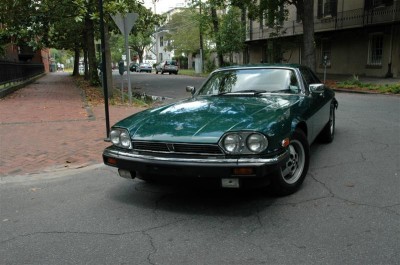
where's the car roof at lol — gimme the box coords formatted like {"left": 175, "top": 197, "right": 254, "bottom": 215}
{"left": 216, "top": 63, "right": 304, "bottom": 71}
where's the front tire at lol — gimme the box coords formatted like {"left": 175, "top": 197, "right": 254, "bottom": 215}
{"left": 271, "top": 129, "right": 310, "bottom": 196}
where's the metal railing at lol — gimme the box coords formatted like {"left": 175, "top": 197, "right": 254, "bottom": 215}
{"left": 0, "top": 61, "right": 44, "bottom": 86}
{"left": 247, "top": 4, "right": 400, "bottom": 41}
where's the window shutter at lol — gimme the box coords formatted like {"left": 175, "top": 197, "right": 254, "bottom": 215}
{"left": 330, "top": 0, "right": 337, "bottom": 16}
{"left": 317, "top": 0, "right": 323, "bottom": 18}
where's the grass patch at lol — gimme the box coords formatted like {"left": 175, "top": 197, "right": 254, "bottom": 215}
{"left": 331, "top": 75, "right": 400, "bottom": 94}
{"left": 179, "top": 69, "right": 209, "bottom": 78}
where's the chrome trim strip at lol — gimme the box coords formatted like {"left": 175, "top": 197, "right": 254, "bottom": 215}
{"left": 104, "top": 147, "right": 288, "bottom": 165}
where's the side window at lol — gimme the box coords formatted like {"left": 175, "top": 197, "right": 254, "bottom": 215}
{"left": 288, "top": 70, "right": 300, "bottom": 93}
{"left": 299, "top": 67, "right": 320, "bottom": 87}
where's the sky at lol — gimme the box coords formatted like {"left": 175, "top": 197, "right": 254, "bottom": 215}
{"left": 142, "top": 0, "right": 191, "bottom": 14}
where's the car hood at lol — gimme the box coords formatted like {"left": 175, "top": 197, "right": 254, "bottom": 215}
{"left": 114, "top": 95, "right": 302, "bottom": 143}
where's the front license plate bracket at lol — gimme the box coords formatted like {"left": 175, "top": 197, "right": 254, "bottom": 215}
{"left": 221, "top": 178, "right": 240, "bottom": 188}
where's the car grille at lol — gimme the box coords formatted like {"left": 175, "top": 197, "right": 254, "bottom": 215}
{"left": 132, "top": 141, "right": 224, "bottom": 155}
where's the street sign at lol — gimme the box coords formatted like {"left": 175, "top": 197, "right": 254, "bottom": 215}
{"left": 111, "top": 13, "right": 138, "bottom": 35}
{"left": 111, "top": 13, "right": 139, "bottom": 104}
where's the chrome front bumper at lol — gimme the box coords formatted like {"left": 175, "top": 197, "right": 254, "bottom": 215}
{"left": 103, "top": 146, "right": 289, "bottom": 179}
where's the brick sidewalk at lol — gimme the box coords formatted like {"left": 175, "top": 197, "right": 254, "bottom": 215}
{"left": 0, "top": 72, "right": 143, "bottom": 177}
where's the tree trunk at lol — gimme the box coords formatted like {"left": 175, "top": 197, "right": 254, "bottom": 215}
{"left": 211, "top": 7, "right": 224, "bottom": 66}
{"left": 72, "top": 43, "right": 80, "bottom": 76}
{"left": 86, "top": 0, "right": 100, "bottom": 86}
{"left": 301, "top": 0, "right": 316, "bottom": 71}
{"left": 138, "top": 49, "right": 144, "bottom": 63}
{"left": 83, "top": 45, "right": 88, "bottom": 80}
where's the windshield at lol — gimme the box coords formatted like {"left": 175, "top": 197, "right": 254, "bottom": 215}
{"left": 197, "top": 68, "right": 300, "bottom": 96}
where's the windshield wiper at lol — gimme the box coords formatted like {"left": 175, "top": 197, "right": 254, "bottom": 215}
{"left": 217, "top": 89, "right": 267, "bottom": 96}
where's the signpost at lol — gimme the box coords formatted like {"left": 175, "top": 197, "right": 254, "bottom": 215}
{"left": 111, "top": 13, "right": 138, "bottom": 105}
{"left": 98, "top": 0, "right": 110, "bottom": 140}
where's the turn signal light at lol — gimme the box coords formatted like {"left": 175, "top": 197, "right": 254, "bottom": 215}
{"left": 281, "top": 138, "right": 290, "bottom": 147}
{"left": 106, "top": 157, "right": 117, "bottom": 166}
{"left": 233, "top": 167, "right": 254, "bottom": 175}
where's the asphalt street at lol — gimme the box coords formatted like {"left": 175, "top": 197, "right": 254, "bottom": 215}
{"left": 1, "top": 91, "right": 399, "bottom": 265}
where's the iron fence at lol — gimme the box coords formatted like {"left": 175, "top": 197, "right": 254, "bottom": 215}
{"left": 0, "top": 61, "right": 44, "bottom": 86}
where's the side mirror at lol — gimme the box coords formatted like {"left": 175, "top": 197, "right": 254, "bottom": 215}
{"left": 186, "top": 86, "right": 196, "bottom": 95}
{"left": 309, "top": 84, "right": 325, "bottom": 94}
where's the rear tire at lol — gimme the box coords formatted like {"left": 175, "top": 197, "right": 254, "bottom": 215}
{"left": 271, "top": 129, "right": 310, "bottom": 196}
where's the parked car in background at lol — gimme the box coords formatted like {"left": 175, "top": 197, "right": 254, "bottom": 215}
{"left": 129, "top": 63, "right": 139, "bottom": 72}
{"left": 103, "top": 64, "right": 338, "bottom": 196}
{"left": 136, "top": 63, "right": 152, "bottom": 73}
{"left": 155, "top": 60, "right": 178, "bottom": 75}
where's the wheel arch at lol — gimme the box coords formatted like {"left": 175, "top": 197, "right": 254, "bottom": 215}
{"left": 292, "top": 120, "right": 308, "bottom": 137}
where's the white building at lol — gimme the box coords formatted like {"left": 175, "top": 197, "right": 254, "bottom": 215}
{"left": 143, "top": 0, "right": 191, "bottom": 14}
{"left": 150, "top": 7, "right": 188, "bottom": 64}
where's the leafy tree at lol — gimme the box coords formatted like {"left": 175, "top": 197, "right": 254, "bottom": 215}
{"left": 165, "top": 8, "right": 201, "bottom": 57}
{"left": 218, "top": 7, "right": 245, "bottom": 63}
{"left": 0, "top": 0, "right": 48, "bottom": 50}
{"left": 205, "top": 0, "right": 226, "bottom": 66}
{"left": 129, "top": 6, "right": 164, "bottom": 63}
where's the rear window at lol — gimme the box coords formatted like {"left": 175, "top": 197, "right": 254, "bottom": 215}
{"left": 166, "top": 60, "right": 177, "bottom": 66}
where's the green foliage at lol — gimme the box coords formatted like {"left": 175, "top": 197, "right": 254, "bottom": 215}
{"left": 386, "top": 84, "right": 400, "bottom": 94}
{"left": 217, "top": 7, "right": 245, "bottom": 59}
{"left": 205, "top": 59, "right": 217, "bottom": 73}
{"left": 336, "top": 76, "right": 400, "bottom": 94}
{"left": 165, "top": 7, "right": 201, "bottom": 56}
{"left": 246, "top": 0, "right": 288, "bottom": 25}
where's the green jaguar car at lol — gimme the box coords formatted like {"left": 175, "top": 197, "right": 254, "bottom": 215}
{"left": 103, "top": 64, "right": 338, "bottom": 195}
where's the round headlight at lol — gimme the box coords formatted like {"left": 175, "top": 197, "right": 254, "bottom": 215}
{"left": 110, "top": 130, "right": 121, "bottom": 145}
{"left": 246, "top": 133, "right": 268, "bottom": 153}
{"left": 120, "top": 131, "right": 131, "bottom": 148}
{"left": 223, "top": 134, "right": 242, "bottom": 153}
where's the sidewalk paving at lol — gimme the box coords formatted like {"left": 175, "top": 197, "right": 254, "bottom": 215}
{"left": 0, "top": 72, "right": 144, "bottom": 177}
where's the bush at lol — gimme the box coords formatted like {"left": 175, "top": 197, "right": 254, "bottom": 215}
{"left": 205, "top": 60, "right": 217, "bottom": 73}
{"left": 336, "top": 75, "right": 400, "bottom": 94}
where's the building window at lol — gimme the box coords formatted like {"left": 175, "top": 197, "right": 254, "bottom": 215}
{"left": 317, "top": 0, "right": 337, "bottom": 18}
{"left": 160, "top": 36, "right": 163, "bottom": 47}
{"left": 296, "top": 7, "right": 302, "bottom": 22}
{"left": 368, "top": 34, "right": 383, "bottom": 66}
{"left": 321, "top": 39, "right": 331, "bottom": 66}
{"left": 262, "top": 4, "right": 285, "bottom": 27}
{"left": 159, "top": 53, "right": 163, "bottom": 62}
